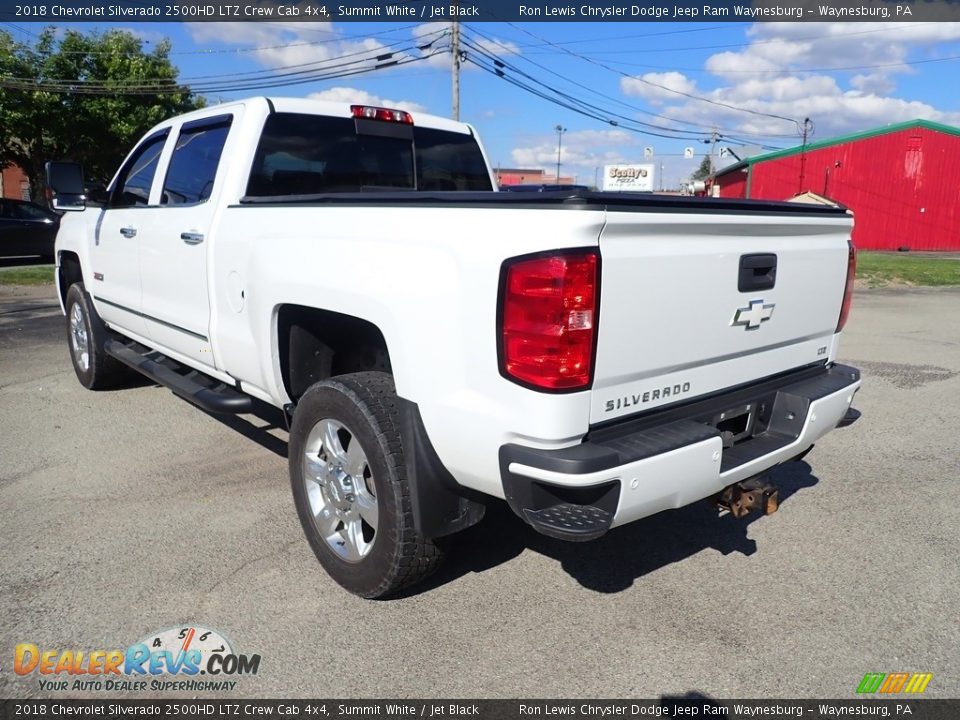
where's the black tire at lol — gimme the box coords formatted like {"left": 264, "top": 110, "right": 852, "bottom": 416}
{"left": 64, "top": 282, "right": 128, "bottom": 390}
{"left": 289, "top": 371, "right": 444, "bottom": 598}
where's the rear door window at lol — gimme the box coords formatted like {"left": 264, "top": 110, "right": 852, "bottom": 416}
{"left": 161, "top": 117, "right": 232, "bottom": 205}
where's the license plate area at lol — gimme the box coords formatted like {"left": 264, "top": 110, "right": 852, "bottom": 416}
{"left": 709, "top": 403, "right": 756, "bottom": 448}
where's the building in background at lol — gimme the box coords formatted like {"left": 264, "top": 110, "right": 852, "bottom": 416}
{"left": 713, "top": 119, "right": 960, "bottom": 251}
{"left": 496, "top": 168, "right": 576, "bottom": 188}
{"left": 1, "top": 165, "right": 31, "bottom": 200}
{"left": 602, "top": 163, "right": 655, "bottom": 192}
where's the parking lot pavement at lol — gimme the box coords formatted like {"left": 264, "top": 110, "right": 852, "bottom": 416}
{"left": 1, "top": 285, "right": 958, "bottom": 699}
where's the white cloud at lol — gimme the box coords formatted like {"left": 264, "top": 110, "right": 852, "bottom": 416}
{"left": 850, "top": 73, "right": 896, "bottom": 95}
{"left": 618, "top": 22, "right": 960, "bottom": 142}
{"left": 507, "top": 129, "right": 701, "bottom": 188}
{"left": 620, "top": 71, "right": 698, "bottom": 105}
{"left": 186, "top": 23, "right": 448, "bottom": 78}
{"left": 511, "top": 129, "right": 634, "bottom": 168}
{"left": 306, "top": 88, "right": 427, "bottom": 114}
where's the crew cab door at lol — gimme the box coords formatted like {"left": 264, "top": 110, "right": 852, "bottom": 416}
{"left": 92, "top": 129, "right": 169, "bottom": 338}
{"left": 138, "top": 114, "right": 234, "bottom": 368}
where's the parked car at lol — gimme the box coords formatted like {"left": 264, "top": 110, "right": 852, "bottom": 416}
{"left": 0, "top": 198, "right": 59, "bottom": 260}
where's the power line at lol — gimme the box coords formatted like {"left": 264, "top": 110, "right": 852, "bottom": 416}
{"left": 1, "top": 22, "right": 40, "bottom": 39}
{"left": 464, "top": 26, "right": 709, "bottom": 132}
{"left": 0, "top": 30, "right": 447, "bottom": 93}
{"left": 464, "top": 24, "right": 797, "bottom": 142}
{"left": 462, "top": 45, "right": 716, "bottom": 143}
{"left": 502, "top": 22, "right": 804, "bottom": 133}
{"left": 597, "top": 53, "right": 960, "bottom": 74}
{"left": 521, "top": 23, "right": 940, "bottom": 56}
{"left": 0, "top": 50, "right": 440, "bottom": 95}
{"left": 178, "top": 32, "right": 444, "bottom": 82}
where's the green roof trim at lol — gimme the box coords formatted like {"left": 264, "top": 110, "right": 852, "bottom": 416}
{"left": 715, "top": 119, "right": 960, "bottom": 177}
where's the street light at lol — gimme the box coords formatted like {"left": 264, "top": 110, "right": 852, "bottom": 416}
{"left": 555, "top": 125, "right": 567, "bottom": 183}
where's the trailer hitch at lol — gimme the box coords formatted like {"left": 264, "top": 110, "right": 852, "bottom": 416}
{"left": 714, "top": 477, "right": 779, "bottom": 518}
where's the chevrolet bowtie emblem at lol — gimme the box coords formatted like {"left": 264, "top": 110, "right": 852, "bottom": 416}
{"left": 733, "top": 299, "right": 775, "bottom": 330}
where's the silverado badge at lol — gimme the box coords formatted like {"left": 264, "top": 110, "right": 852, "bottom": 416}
{"left": 732, "top": 299, "right": 775, "bottom": 330}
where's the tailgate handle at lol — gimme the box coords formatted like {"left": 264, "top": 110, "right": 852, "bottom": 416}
{"left": 739, "top": 253, "right": 777, "bottom": 292}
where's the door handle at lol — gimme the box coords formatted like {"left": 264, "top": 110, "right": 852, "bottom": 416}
{"left": 738, "top": 253, "right": 777, "bottom": 292}
{"left": 181, "top": 232, "right": 204, "bottom": 245}
{"left": 119, "top": 226, "right": 137, "bottom": 238}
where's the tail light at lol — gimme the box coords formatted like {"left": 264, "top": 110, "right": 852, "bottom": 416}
{"left": 351, "top": 105, "right": 413, "bottom": 124}
{"left": 836, "top": 240, "right": 856, "bottom": 332}
{"left": 499, "top": 250, "right": 599, "bottom": 391}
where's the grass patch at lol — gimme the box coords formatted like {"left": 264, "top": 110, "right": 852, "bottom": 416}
{"left": 5, "top": 253, "right": 957, "bottom": 289}
{"left": 0, "top": 265, "right": 56, "bottom": 286}
{"left": 856, "top": 252, "right": 960, "bottom": 288}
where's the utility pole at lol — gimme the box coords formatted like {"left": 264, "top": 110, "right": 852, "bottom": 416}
{"left": 798, "top": 117, "right": 813, "bottom": 194}
{"left": 708, "top": 127, "right": 719, "bottom": 176}
{"left": 451, "top": 21, "right": 461, "bottom": 121}
{"left": 555, "top": 125, "right": 566, "bottom": 182}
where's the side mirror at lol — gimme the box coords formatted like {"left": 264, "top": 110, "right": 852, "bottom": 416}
{"left": 45, "top": 161, "right": 87, "bottom": 211}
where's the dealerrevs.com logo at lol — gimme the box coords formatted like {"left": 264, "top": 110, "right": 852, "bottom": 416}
{"left": 14, "top": 626, "right": 261, "bottom": 693}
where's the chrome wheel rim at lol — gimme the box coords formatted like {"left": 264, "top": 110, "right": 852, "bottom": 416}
{"left": 303, "top": 418, "right": 378, "bottom": 563}
{"left": 69, "top": 302, "right": 90, "bottom": 372}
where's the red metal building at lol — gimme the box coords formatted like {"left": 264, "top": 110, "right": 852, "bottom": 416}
{"left": 495, "top": 168, "right": 577, "bottom": 187}
{"left": 713, "top": 119, "right": 960, "bottom": 251}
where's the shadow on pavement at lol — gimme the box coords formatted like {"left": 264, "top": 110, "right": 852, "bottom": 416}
{"left": 404, "top": 460, "right": 820, "bottom": 597}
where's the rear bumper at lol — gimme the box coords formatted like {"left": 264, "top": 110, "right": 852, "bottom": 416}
{"left": 499, "top": 363, "right": 861, "bottom": 541}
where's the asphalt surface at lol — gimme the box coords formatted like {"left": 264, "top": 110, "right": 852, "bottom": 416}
{"left": 1, "top": 283, "right": 958, "bottom": 700}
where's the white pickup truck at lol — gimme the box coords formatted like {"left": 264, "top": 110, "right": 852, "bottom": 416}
{"left": 47, "top": 97, "right": 861, "bottom": 598}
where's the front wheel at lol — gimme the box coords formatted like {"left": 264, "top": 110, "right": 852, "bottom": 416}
{"left": 289, "top": 372, "right": 444, "bottom": 598}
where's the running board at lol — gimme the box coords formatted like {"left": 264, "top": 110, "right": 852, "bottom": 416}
{"left": 104, "top": 339, "right": 252, "bottom": 415}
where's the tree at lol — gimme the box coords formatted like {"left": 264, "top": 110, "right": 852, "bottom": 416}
{"left": 0, "top": 28, "right": 204, "bottom": 199}
{"left": 690, "top": 155, "right": 712, "bottom": 182}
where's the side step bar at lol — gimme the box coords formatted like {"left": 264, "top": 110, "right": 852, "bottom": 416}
{"left": 104, "top": 339, "right": 252, "bottom": 415}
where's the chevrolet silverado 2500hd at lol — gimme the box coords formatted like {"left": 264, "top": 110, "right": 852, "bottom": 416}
{"left": 46, "top": 98, "right": 861, "bottom": 598}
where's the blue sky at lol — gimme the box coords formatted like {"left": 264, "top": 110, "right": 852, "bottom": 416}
{"left": 6, "top": 20, "right": 960, "bottom": 187}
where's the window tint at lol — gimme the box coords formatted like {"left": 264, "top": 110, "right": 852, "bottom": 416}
{"left": 111, "top": 132, "right": 167, "bottom": 208}
{"left": 415, "top": 127, "right": 492, "bottom": 191}
{"left": 161, "top": 120, "right": 232, "bottom": 205}
{"left": 13, "top": 201, "right": 56, "bottom": 221}
{"left": 246, "top": 113, "right": 492, "bottom": 197}
{"left": 0, "top": 200, "right": 56, "bottom": 221}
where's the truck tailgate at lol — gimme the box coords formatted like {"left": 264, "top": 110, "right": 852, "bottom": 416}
{"left": 591, "top": 210, "right": 853, "bottom": 425}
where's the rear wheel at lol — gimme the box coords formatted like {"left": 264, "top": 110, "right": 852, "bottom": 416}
{"left": 65, "top": 282, "right": 128, "bottom": 390}
{"left": 289, "top": 372, "right": 444, "bottom": 598}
